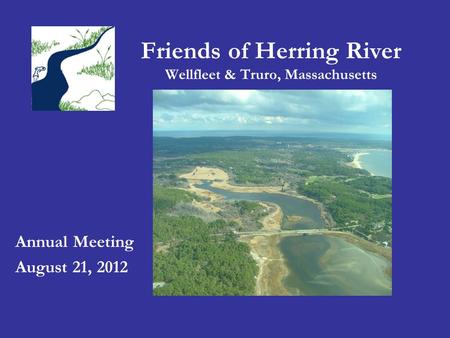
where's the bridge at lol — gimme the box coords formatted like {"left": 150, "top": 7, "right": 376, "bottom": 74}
{"left": 235, "top": 225, "right": 361, "bottom": 238}
{"left": 237, "top": 228, "right": 326, "bottom": 237}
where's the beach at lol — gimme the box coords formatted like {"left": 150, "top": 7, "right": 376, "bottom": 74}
{"left": 241, "top": 235, "right": 290, "bottom": 296}
{"left": 348, "top": 152, "right": 369, "bottom": 169}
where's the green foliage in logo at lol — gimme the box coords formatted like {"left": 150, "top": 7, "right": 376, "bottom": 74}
{"left": 59, "top": 101, "right": 86, "bottom": 111}
{"left": 77, "top": 45, "right": 114, "bottom": 80}
{"left": 31, "top": 40, "right": 60, "bottom": 56}
{"left": 66, "top": 26, "right": 109, "bottom": 50}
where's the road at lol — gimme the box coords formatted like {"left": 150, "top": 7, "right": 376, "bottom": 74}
{"left": 235, "top": 225, "right": 360, "bottom": 238}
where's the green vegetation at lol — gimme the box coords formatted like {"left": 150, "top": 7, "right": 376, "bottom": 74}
{"left": 154, "top": 173, "right": 187, "bottom": 188}
{"left": 292, "top": 149, "right": 366, "bottom": 177}
{"left": 154, "top": 233, "right": 257, "bottom": 296}
{"left": 153, "top": 185, "right": 257, "bottom": 295}
{"left": 346, "top": 176, "right": 392, "bottom": 195}
{"left": 297, "top": 177, "right": 392, "bottom": 243}
{"left": 78, "top": 45, "right": 114, "bottom": 80}
{"left": 66, "top": 27, "right": 109, "bottom": 50}
{"left": 190, "top": 150, "right": 279, "bottom": 185}
{"left": 186, "top": 147, "right": 366, "bottom": 184}
{"left": 153, "top": 136, "right": 390, "bottom": 158}
{"left": 69, "top": 28, "right": 90, "bottom": 46}
{"left": 216, "top": 200, "right": 268, "bottom": 231}
{"left": 59, "top": 101, "right": 86, "bottom": 111}
{"left": 153, "top": 185, "right": 195, "bottom": 212}
{"left": 31, "top": 40, "right": 59, "bottom": 56}
{"left": 153, "top": 137, "right": 376, "bottom": 186}
{"left": 233, "top": 200, "right": 264, "bottom": 215}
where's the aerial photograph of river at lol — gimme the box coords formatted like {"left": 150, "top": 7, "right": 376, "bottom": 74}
{"left": 152, "top": 90, "right": 392, "bottom": 296}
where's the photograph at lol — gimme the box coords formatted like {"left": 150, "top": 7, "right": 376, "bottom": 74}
{"left": 152, "top": 89, "right": 392, "bottom": 296}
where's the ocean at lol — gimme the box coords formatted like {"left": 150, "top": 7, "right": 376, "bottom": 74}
{"left": 359, "top": 149, "right": 392, "bottom": 178}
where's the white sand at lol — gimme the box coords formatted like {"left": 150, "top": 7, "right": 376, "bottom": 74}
{"left": 349, "top": 152, "right": 369, "bottom": 169}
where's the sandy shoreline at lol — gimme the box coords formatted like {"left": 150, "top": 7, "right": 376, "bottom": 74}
{"left": 348, "top": 152, "right": 369, "bottom": 169}
{"left": 259, "top": 202, "right": 283, "bottom": 232}
{"left": 179, "top": 182, "right": 223, "bottom": 202}
{"left": 241, "top": 235, "right": 290, "bottom": 295}
{"left": 250, "top": 202, "right": 291, "bottom": 295}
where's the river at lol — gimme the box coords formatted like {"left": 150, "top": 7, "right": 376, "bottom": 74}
{"left": 197, "top": 182, "right": 326, "bottom": 229}
{"left": 197, "top": 181, "right": 392, "bottom": 295}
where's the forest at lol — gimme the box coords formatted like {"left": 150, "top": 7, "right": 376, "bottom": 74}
{"left": 189, "top": 150, "right": 279, "bottom": 185}
{"left": 291, "top": 148, "right": 367, "bottom": 177}
{"left": 153, "top": 185, "right": 257, "bottom": 295}
{"left": 346, "top": 176, "right": 392, "bottom": 195}
{"left": 297, "top": 177, "right": 392, "bottom": 243}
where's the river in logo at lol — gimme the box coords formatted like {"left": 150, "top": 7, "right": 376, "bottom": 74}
{"left": 31, "top": 26, "right": 115, "bottom": 111}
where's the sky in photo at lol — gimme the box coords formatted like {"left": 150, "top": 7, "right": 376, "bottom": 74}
{"left": 153, "top": 90, "right": 391, "bottom": 136}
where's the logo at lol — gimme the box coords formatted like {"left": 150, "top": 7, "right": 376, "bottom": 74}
{"left": 31, "top": 26, "right": 115, "bottom": 111}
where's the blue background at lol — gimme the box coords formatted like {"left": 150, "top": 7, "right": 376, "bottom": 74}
{"left": 1, "top": 0, "right": 448, "bottom": 336}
